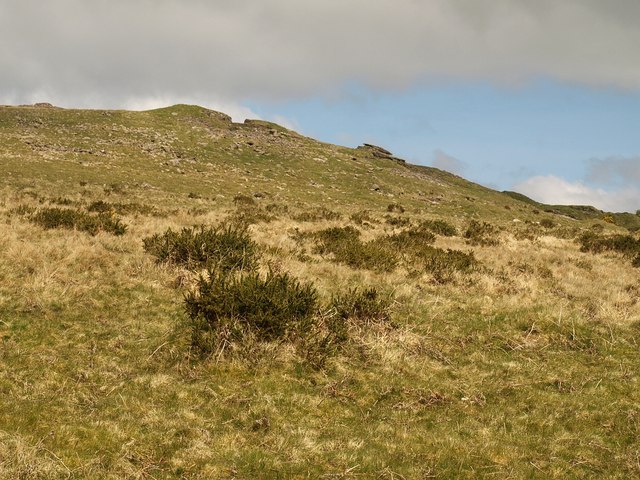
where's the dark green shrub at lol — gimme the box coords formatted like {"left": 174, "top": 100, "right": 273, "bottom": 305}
{"left": 387, "top": 203, "right": 405, "bottom": 213}
{"left": 464, "top": 220, "right": 499, "bottom": 246}
{"left": 539, "top": 218, "right": 556, "bottom": 229}
{"left": 330, "top": 287, "right": 392, "bottom": 325}
{"left": 579, "top": 232, "right": 640, "bottom": 257}
{"left": 265, "top": 203, "right": 289, "bottom": 215}
{"left": 185, "top": 269, "right": 318, "bottom": 352}
{"left": 31, "top": 207, "right": 127, "bottom": 236}
{"left": 233, "top": 194, "right": 256, "bottom": 206}
{"left": 335, "top": 240, "right": 399, "bottom": 272}
{"left": 385, "top": 227, "right": 436, "bottom": 250}
{"left": 143, "top": 224, "right": 257, "bottom": 271}
{"left": 312, "top": 226, "right": 361, "bottom": 254}
{"left": 88, "top": 200, "right": 160, "bottom": 216}
{"left": 633, "top": 255, "right": 640, "bottom": 268}
{"left": 312, "top": 227, "right": 398, "bottom": 272}
{"left": 419, "top": 219, "right": 458, "bottom": 237}
{"left": 350, "top": 210, "right": 377, "bottom": 225}
{"left": 87, "top": 200, "right": 114, "bottom": 213}
{"left": 384, "top": 215, "right": 411, "bottom": 227}
{"left": 231, "top": 207, "right": 275, "bottom": 225}
{"left": 419, "top": 247, "right": 478, "bottom": 282}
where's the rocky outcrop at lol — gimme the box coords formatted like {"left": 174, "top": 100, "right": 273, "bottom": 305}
{"left": 357, "top": 143, "right": 406, "bottom": 164}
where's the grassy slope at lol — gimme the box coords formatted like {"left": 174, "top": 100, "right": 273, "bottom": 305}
{"left": 1, "top": 104, "right": 639, "bottom": 479}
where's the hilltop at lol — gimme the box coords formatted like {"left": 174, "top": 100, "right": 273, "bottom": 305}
{"left": 1, "top": 104, "right": 639, "bottom": 479}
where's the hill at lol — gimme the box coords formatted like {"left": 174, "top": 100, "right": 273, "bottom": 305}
{"left": 502, "top": 191, "right": 640, "bottom": 231}
{"left": 1, "top": 104, "right": 639, "bottom": 479}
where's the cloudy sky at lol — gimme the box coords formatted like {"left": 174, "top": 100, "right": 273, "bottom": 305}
{"left": 2, "top": 0, "right": 639, "bottom": 212}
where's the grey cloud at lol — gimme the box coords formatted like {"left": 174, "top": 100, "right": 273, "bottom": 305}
{"left": 586, "top": 156, "right": 640, "bottom": 186}
{"left": 2, "top": 0, "right": 640, "bottom": 108}
{"left": 432, "top": 149, "right": 466, "bottom": 175}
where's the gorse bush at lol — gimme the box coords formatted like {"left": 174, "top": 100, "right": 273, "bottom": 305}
{"left": 384, "top": 215, "right": 411, "bottom": 227}
{"left": 233, "top": 194, "right": 256, "bottom": 206}
{"left": 387, "top": 203, "right": 405, "bottom": 213}
{"left": 185, "top": 269, "right": 318, "bottom": 353}
{"left": 31, "top": 207, "right": 127, "bottom": 236}
{"left": 350, "top": 210, "right": 377, "bottom": 226}
{"left": 309, "top": 224, "right": 479, "bottom": 277}
{"left": 579, "top": 232, "right": 640, "bottom": 256}
{"left": 330, "top": 287, "right": 392, "bottom": 325}
{"left": 539, "top": 218, "right": 556, "bottom": 229}
{"left": 419, "top": 219, "right": 458, "bottom": 237}
{"left": 88, "top": 200, "right": 160, "bottom": 217}
{"left": 312, "top": 226, "right": 398, "bottom": 272}
{"left": 579, "top": 232, "right": 640, "bottom": 269}
{"left": 464, "top": 220, "right": 499, "bottom": 246}
{"left": 312, "top": 226, "right": 361, "bottom": 253}
{"left": 143, "top": 224, "right": 257, "bottom": 271}
{"left": 385, "top": 227, "right": 436, "bottom": 250}
{"left": 418, "top": 247, "right": 478, "bottom": 282}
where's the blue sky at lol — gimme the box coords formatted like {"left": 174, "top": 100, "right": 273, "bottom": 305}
{"left": 2, "top": 0, "right": 640, "bottom": 211}
{"left": 248, "top": 80, "right": 640, "bottom": 195}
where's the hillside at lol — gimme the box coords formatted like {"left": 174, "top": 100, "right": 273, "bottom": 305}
{"left": 1, "top": 104, "right": 640, "bottom": 479}
{"left": 502, "top": 191, "right": 640, "bottom": 232}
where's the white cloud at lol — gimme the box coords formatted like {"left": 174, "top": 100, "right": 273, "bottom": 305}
{"left": 432, "top": 149, "right": 467, "bottom": 175}
{"left": 270, "top": 114, "right": 300, "bottom": 132}
{"left": 1, "top": 0, "right": 640, "bottom": 108}
{"left": 513, "top": 175, "right": 640, "bottom": 212}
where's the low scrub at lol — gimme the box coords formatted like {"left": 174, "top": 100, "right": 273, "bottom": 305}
{"left": 31, "top": 207, "right": 127, "bottom": 236}
{"left": 143, "top": 224, "right": 257, "bottom": 271}
{"left": 185, "top": 269, "right": 318, "bottom": 353}
{"left": 387, "top": 203, "right": 405, "bottom": 213}
{"left": 384, "top": 215, "right": 411, "bottom": 227}
{"left": 88, "top": 200, "right": 161, "bottom": 217}
{"left": 292, "top": 207, "right": 342, "bottom": 222}
{"left": 464, "top": 220, "right": 500, "bottom": 246}
{"left": 330, "top": 287, "right": 392, "bottom": 325}
{"left": 539, "top": 218, "right": 556, "bottom": 229}
{"left": 350, "top": 210, "right": 378, "bottom": 226}
{"left": 385, "top": 227, "right": 436, "bottom": 250}
{"left": 419, "top": 246, "right": 478, "bottom": 282}
{"left": 579, "top": 232, "right": 640, "bottom": 257}
{"left": 419, "top": 219, "right": 458, "bottom": 237}
{"left": 309, "top": 224, "right": 478, "bottom": 277}
{"left": 312, "top": 227, "right": 398, "bottom": 272}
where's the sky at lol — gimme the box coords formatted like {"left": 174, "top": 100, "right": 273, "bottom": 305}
{"left": 1, "top": 0, "right": 639, "bottom": 212}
